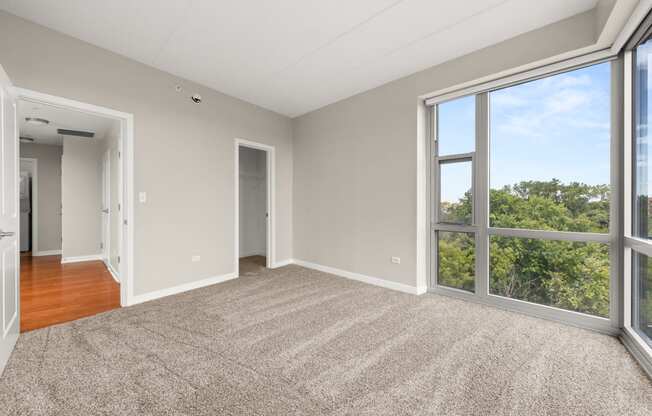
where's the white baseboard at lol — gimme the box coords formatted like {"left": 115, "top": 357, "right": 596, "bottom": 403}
{"left": 129, "top": 272, "right": 238, "bottom": 306}
{"left": 292, "top": 259, "right": 425, "bottom": 295}
{"left": 271, "top": 258, "right": 293, "bottom": 268}
{"left": 105, "top": 261, "right": 120, "bottom": 283}
{"left": 33, "top": 249, "right": 62, "bottom": 256}
{"left": 416, "top": 285, "right": 428, "bottom": 295}
{"left": 61, "top": 254, "right": 103, "bottom": 264}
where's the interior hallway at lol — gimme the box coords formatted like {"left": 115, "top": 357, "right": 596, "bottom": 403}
{"left": 20, "top": 254, "right": 120, "bottom": 332}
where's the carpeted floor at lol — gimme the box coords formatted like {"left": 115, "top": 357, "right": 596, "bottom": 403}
{"left": 0, "top": 264, "right": 651, "bottom": 415}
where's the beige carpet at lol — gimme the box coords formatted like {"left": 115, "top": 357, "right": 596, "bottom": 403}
{"left": 0, "top": 264, "right": 651, "bottom": 415}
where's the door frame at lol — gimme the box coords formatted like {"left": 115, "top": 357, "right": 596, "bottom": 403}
{"left": 13, "top": 88, "right": 134, "bottom": 307}
{"left": 234, "top": 138, "right": 275, "bottom": 275}
{"left": 19, "top": 158, "right": 37, "bottom": 255}
{"left": 101, "top": 149, "right": 110, "bottom": 265}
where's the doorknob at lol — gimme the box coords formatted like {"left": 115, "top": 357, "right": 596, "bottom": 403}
{"left": 102, "top": 208, "right": 109, "bottom": 214}
{"left": 0, "top": 230, "right": 15, "bottom": 239}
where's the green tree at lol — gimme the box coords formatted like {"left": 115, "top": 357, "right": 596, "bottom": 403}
{"left": 439, "top": 179, "right": 610, "bottom": 317}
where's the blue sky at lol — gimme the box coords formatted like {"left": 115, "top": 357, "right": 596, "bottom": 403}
{"left": 438, "top": 62, "right": 611, "bottom": 203}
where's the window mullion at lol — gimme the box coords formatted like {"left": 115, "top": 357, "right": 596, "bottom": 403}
{"left": 475, "top": 93, "right": 489, "bottom": 299}
{"left": 610, "top": 56, "right": 624, "bottom": 328}
{"left": 437, "top": 153, "right": 474, "bottom": 162}
{"left": 488, "top": 227, "right": 611, "bottom": 243}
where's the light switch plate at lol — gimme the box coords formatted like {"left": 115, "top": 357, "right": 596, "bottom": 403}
{"left": 139, "top": 192, "right": 147, "bottom": 203}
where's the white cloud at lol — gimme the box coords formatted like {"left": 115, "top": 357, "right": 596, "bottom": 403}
{"left": 544, "top": 89, "right": 590, "bottom": 113}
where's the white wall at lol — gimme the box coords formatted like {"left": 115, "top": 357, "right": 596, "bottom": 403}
{"left": 61, "top": 136, "right": 102, "bottom": 259}
{"left": 239, "top": 146, "right": 266, "bottom": 258}
{"left": 19, "top": 143, "right": 62, "bottom": 253}
{"left": 292, "top": 11, "right": 598, "bottom": 289}
{"left": 0, "top": 10, "right": 293, "bottom": 297}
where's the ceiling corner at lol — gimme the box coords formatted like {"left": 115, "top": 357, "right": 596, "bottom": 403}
{"left": 595, "top": 0, "right": 643, "bottom": 48}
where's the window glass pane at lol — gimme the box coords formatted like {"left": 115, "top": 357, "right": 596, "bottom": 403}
{"left": 439, "top": 161, "right": 472, "bottom": 224}
{"left": 438, "top": 231, "right": 475, "bottom": 292}
{"left": 437, "top": 96, "right": 475, "bottom": 155}
{"left": 634, "top": 38, "right": 652, "bottom": 239}
{"left": 489, "top": 236, "right": 609, "bottom": 317}
{"left": 633, "top": 252, "right": 652, "bottom": 347}
{"left": 489, "top": 63, "right": 611, "bottom": 233}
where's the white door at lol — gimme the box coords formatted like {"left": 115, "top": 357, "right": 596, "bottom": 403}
{"left": 101, "top": 150, "right": 110, "bottom": 263}
{"left": 0, "top": 65, "right": 20, "bottom": 374}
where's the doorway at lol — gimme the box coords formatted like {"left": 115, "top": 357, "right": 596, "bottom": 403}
{"left": 12, "top": 88, "right": 134, "bottom": 312}
{"left": 234, "top": 139, "right": 275, "bottom": 276}
{"left": 8, "top": 89, "right": 135, "bottom": 337}
{"left": 17, "top": 98, "right": 123, "bottom": 331}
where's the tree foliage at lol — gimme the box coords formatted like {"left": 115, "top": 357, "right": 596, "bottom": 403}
{"left": 438, "top": 179, "right": 610, "bottom": 317}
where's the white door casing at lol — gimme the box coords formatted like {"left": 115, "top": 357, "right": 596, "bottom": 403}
{"left": 234, "top": 138, "right": 275, "bottom": 274}
{"left": 0, "top": 64, "right": 20, "bottom": 375}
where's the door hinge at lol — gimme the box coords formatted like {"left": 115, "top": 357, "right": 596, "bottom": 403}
{"left": 123, "top": 219, "right": 127, "bottom": 226}
{"left": 118, "top": 203, "right": 121, "bottom": 211}
{"left": 117, "top": 256, "right": 120, "bottom": 264}
{"left": 100, "top": 242, "right": 103, "bottom": 249}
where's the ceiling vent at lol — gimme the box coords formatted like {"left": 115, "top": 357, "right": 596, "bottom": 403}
{"left": 57, "top": 129, "right": 95, "bottom": 138}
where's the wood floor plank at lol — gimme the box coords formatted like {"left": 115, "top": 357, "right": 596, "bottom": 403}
{"left": 20, "top": 254, "right": 121, "bottom": 332}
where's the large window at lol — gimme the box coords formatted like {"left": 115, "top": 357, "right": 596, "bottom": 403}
{"left": 431, "top": 59, "right": 615, "bottom": 326}
{"left": 628, "top": 32, "right": 652, "bottom": 352}
{"left": 488, "top": 63, "right": 612, "bottom": 316}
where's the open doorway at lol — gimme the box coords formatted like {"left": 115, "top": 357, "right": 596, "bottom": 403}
{"left": 18, "top": 99, "right": 122, "bottom": 331}
{"left": 235, "top": 139, "right": 275, "bottom": 276}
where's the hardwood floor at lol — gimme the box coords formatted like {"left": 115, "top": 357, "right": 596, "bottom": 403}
{"left": 20, "top": 254, "right": 120, "bottom": 332}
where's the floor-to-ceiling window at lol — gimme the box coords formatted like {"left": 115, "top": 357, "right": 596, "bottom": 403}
{"left": 624, "top": 17, "right": 652, "bottom": 372}
{"left": 433, "top": 96, "right": 476, "bottom": 292}
{"left": 632, "top": 36, "right": 652, "bottom": 345}
{"left": 488, "top": 63, "right": 612, "bottom": 318}
{"left": 429, "top": 57, "right": 619, "bottom": 333}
